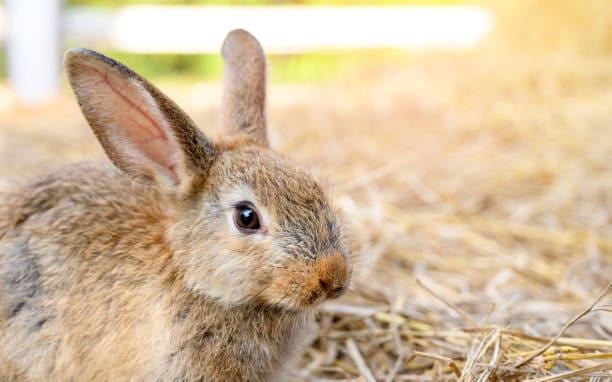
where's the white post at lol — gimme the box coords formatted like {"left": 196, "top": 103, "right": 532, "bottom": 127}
{"left": 6, "top": 0, "right": 62, "bottom": 105}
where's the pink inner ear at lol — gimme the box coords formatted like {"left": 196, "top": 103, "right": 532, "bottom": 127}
{"left": 88, "top": 66, "right": 179, "bottom": 182}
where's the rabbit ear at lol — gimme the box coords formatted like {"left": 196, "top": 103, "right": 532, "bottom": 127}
{"left": 64, "top": 48, "right": 215, "bottom": 189}
{"left": 220, "top": 29, "right": 269, "bottom": 147}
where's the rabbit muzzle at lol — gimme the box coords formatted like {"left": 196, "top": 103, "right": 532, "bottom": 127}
{"left": 258, "top": 251, "right": 351, "bottom": 310}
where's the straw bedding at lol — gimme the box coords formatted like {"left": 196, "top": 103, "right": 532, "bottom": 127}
{"left": 283, "top": 50, "right": 612, "bottom": 381}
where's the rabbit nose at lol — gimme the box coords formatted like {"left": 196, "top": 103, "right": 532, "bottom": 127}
{"left": 316, "top": 253, "right": 350, "bottom": 299}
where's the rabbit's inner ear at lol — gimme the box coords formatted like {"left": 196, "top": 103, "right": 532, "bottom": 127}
{"left": 105, "top": 76, "right": 181, "bottom": 183}
{"left": 65, "top": 48, "right": 214, "bottom": 188}
{"left": 70, "top": 60, "right": 181, "bottom": 185}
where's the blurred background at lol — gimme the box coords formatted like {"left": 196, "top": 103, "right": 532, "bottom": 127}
{"left": 1, "top": 1, "right": 611, "bottom": 380}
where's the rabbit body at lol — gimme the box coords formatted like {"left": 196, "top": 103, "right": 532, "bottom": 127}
{"left": 0, "top": 30, "right": 350, "bottom": 381}
{"left": 0, "top": 164, "right": 310, "bottom": 381}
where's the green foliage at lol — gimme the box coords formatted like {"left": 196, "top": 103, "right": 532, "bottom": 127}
{"left": 268, "top": 51, "right": 410, "bottom": 82}
{"left": 0, "top": 44, "right": 410, "bottom": 82}
{"left": 96, "top": 51, "right": 411, "bottom": 82}
{"left": 104, "top": 52, "right": 224, "bottom": 80}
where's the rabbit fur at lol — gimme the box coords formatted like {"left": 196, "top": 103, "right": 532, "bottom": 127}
{"left": 0, "top": 29, "right": 352, "bottom": 381}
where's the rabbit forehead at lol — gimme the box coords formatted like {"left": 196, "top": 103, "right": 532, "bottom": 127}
{"left": 211, "top": 148, "right": 345, "bottom": 256}
{"left": 212, "top": 147, "right": 324, "bottom": 206}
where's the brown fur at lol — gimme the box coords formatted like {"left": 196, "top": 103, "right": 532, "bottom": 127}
{"left": 221, "top": 29, "right": 268, "bottom": 146}
{"left": 0, "top": 30, "right": 351, "bottom": 381}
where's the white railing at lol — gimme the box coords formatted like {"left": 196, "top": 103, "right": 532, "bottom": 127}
{"left": 2, "top": 2, "right": 494, "bottom": 105}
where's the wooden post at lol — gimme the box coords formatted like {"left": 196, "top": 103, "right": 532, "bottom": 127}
{"left": 6, "top": 0, "right": 61, "bottom": 105}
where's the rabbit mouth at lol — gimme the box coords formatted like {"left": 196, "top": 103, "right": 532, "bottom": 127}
{"left": 292, "top": 280, "right": 349, "bottom": 310}
{"left": 304, "top": 284, "right": 347, "bottom": 307}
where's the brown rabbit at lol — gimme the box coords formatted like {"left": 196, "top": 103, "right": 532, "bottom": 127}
{"left": 0, "top": 29, "right": 351, "bottom": 381}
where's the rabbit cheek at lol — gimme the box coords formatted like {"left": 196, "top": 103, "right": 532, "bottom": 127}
{"left": 257, "top": 259, "right": 313, "bottom": 310}
{"left": 178, "top": 233, "right": 273, "bottom": 306}
{"left": 189, "top": 259, "right": 261, "bottom": 306}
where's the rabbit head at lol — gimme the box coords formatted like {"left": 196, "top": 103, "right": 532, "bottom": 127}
{"left": 64, "top": 30, "right": 352, "bottom": 311}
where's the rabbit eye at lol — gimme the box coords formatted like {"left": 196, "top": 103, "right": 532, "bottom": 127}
{"left": 233, "top": 203, "right": 261, "bottom": 232}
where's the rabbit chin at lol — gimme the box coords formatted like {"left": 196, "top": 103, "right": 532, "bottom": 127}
{"left": 258, "top": 289, "right": 331, "bottom": 311}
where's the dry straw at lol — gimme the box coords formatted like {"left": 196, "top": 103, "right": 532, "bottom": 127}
{"left": 287, "top": 3, "right": 612, "bottom": 377}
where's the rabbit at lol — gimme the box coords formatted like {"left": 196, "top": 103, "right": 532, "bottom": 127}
{"left": 0, "top": 29, "right": 352, "bottom": 381}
